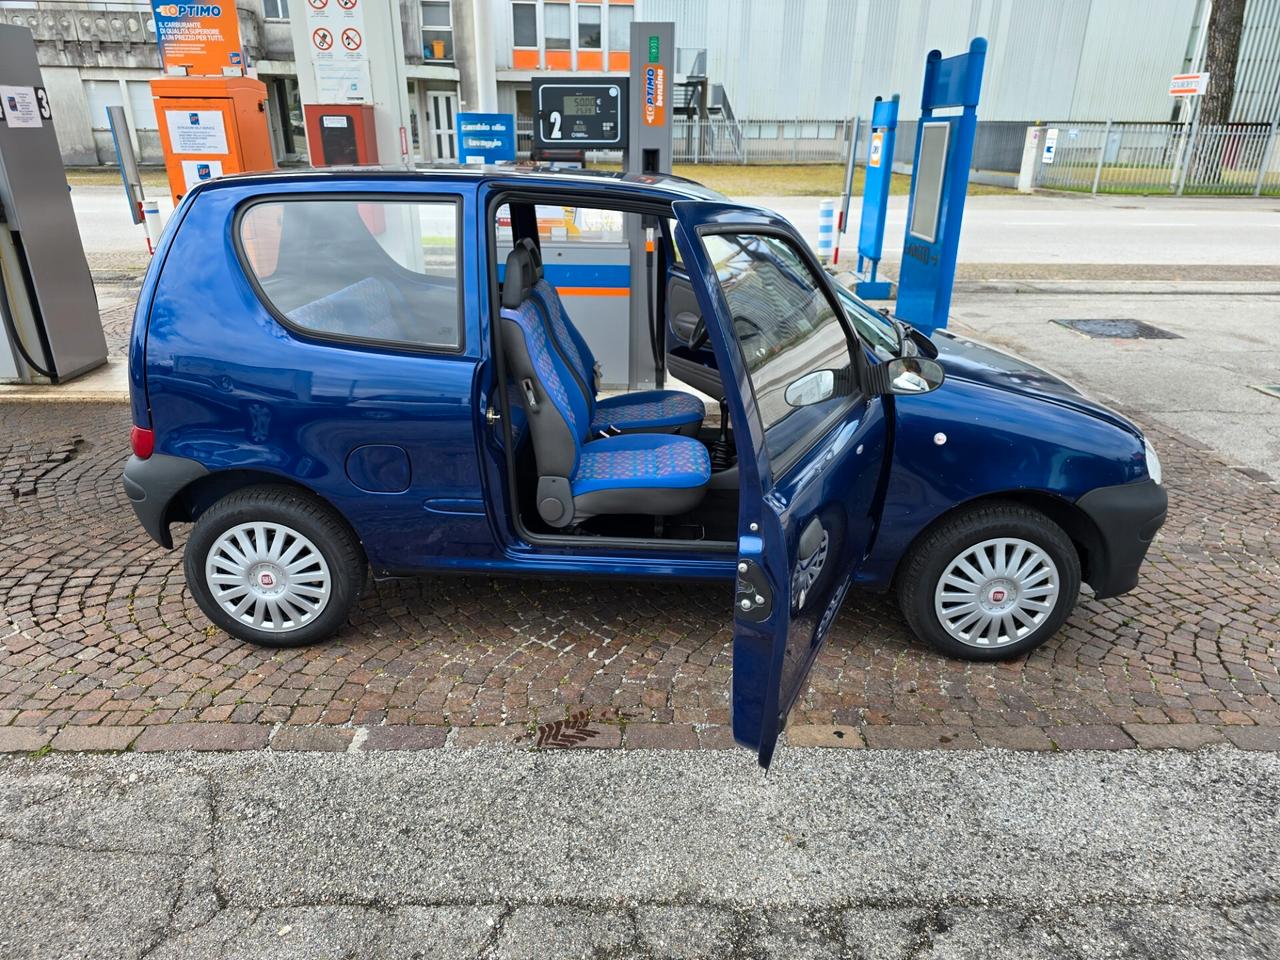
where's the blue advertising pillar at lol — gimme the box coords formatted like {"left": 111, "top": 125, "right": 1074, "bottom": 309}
{"left": 895, "top": 38, "right": 987, "bottom": 334}
{"left": 855, "top": 94, "right": 899, "bottom": 300}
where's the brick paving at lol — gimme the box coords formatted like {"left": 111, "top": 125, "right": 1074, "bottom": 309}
{"left": 0, "top": 398, "right": 1277, "bottom": 754}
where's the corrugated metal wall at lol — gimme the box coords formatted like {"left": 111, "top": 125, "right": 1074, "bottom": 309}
{"left": 634, "top": 0, "right": 1211, "bottom": 121}
{"left": 1235, "top": 0, "right": 1280, "bottom": 122}
{"left": 489, "top": 0, "right": 1277, "bottom": 123}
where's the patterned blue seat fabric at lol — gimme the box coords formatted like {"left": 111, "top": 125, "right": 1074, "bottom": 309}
{"left": 519, "top": 239, "right": 706, "bottom": 437}
{"left": 499, "top": 247, "right": 710, "bottom": 528}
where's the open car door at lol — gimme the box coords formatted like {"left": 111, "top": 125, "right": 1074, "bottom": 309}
{"left": 672, "top": 201, "right": 890, "bottom": 768}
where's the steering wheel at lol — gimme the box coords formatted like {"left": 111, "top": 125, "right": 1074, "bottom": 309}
{"left": 689, "top": 316, "right": 710, "bottom": 350}
{"left": 733, "top": 315, "right": 767, "bottom": 340}
{"left": 690, "top": 315, "right": 766, "bottom": 351}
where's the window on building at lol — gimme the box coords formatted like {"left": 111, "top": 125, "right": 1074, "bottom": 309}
{"left": 544, "top": 1, "right": 570, "bottom": 50}
{"left": 512, "top": 1, "right": 537, "bottom": 47}
{"left": 262, "top": 0, "right": 289, "bottom": 20}
{"left": 578, "top": 5, "right": 601, "bottom": 49}
{"left": 422, "top": 0, "right": 453, "bottom": 59}
{"left": 607, "top": 3, "right": 632, "bottom": 49}
{"left": 240, "top": 198, "right": 463, "bottom": 352}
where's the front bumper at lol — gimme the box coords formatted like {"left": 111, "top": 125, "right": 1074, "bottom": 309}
{"left": 121, "top": 453, "right": 208, "bottom": 548}
{"left": 1075, "top": 478, "right": 1168, "bottom": 599}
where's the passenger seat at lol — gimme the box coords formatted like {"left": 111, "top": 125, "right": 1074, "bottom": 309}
{"left": 519, "top": 238, "right": 706, "bottom": 437}
{"left": 500, "top": 247, "right": 710, "bottom": 528}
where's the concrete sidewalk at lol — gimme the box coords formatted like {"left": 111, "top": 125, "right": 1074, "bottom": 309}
{"left": 949, "top": 291, "right": 1280, "bottom": 477}
{"left": 1, "top": 747, "right": 1277, "bottom": 959}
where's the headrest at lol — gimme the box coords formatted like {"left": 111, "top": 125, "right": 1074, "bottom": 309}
{"left": 501, "top": 247, "right": 534, "bottom": 309}
{"left": 518, "top": 237, "right": 544, "bottom": 279}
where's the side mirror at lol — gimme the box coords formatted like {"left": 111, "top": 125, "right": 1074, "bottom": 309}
{"left": 784, "top": 369, "right": 836, "bottom": 407}
{"left": 870, "top": 357, "right": 945, "bottom": 396}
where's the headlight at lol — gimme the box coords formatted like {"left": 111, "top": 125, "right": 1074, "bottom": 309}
{"left": 1143, "top": 438, "right": 1162, "bottom": 485}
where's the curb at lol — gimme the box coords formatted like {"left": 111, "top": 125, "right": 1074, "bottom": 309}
{"left": 953, "top": 279, "right": 1280, "bottom": 295}
{"left": 2, "top": 721, "right": 1276, "bottom": 756}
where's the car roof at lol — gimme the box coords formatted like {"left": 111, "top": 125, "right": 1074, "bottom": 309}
{"left": 204, "top": 163, "right": 727, "bottom": 203}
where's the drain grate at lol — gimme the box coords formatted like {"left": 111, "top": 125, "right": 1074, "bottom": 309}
{"left": 1053, "top": 318, "right": 1183, "bottom": 340}
{"left": 1250, "top": 384, "right": 1280, "bottom": 401}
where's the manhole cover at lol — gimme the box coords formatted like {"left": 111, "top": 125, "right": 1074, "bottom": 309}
{"left": 1053, "top": 318, "right": 1182, "bottom": 339}
{"left": 1250, "top": 384, "right": 1280, "bottom": 400}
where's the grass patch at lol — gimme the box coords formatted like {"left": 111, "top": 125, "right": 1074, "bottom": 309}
{"left": 593, "top": 162, "right": 1010, "bottom": 197}
{"left": 66, "top": 167, "right": 170, "bottom": 188}
{"left": 64, "top": 161, "right": 1013, "bottom": 198}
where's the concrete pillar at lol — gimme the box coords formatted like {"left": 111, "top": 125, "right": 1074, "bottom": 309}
{"left": 454, "top": 0, "right": 496, "bottom": 113}
{"left": 40, "top": 67, "right": 97, "bottom": 166}
{"left": 289, "top": 0, "right": 414, "bottom": 167}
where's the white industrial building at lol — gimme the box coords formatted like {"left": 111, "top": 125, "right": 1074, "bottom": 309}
{"left": 3, "top": 0, "right": 1278, "bottom": 166}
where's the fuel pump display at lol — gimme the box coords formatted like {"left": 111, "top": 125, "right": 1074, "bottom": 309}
{"left": 532, "top": 79, "right": 629, "bottom": 149}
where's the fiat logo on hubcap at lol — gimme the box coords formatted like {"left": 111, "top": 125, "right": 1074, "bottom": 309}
{"left": 990, "top": 588, "right": 1006, "bottom": 603}
{"left": 259, "top": 572, "right": 275, "bottom": 588}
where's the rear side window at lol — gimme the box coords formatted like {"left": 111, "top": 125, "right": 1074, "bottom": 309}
{"left": 239, "top": 197, "right": 462, "bottom": 351}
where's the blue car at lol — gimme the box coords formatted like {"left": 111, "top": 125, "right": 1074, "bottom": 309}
{"left": 124, "top": 168, "right": 1166, "bottom": 765}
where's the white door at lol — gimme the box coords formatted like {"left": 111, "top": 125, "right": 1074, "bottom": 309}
{"left": 429, "top": 91, "right": 458, "bottom": 161}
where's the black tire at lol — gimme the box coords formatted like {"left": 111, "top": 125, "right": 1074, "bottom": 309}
{"left": 184, "top": 484, "right": 366, "bottom": 648}
{"left": 896, "top": 502, "right": 1081, "bottom": 661}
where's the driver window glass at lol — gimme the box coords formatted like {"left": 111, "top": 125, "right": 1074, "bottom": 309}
{"left": 701, "top": 231, "right": 856, "bottom": 468}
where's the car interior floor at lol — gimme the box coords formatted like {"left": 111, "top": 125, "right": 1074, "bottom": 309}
{"left": 512, "top": 426, "right": 739, "bottom": 544}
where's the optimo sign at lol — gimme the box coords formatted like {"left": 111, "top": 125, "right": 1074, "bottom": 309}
{"left": 150, "top": 2, "right": 245, "bottom": 75}
{"left": 641, "top": 35, "right": 665, "bottom": 128}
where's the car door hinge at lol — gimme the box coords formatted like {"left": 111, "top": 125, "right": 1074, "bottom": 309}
{"left": 735, "top": 559, "right": 773, "bottom": 623}
{"left": 485, "top": 406, "right": 501, "bottom": 427}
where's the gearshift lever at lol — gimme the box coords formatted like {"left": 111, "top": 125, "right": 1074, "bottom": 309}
{"left": 709, "top": 395, "right": 734, "bottom": 472}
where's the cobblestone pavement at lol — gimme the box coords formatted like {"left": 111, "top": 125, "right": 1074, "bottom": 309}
{"left": 0, "top": 396, "right": 1277, "bottom": 755}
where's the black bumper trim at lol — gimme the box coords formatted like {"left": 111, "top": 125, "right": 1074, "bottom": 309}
{"left": 1076, "top": 478, "right": 1168, "bottom": 599}
{"left": 122, "top": 453, "right": 209, "bottom": 549}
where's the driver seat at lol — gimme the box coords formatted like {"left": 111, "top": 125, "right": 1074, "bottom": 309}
{"left": 500, "top": 247, "right": 710, "bottom": 528}
{"left": 519, "top": 238, "right": 706, "bottom": 437}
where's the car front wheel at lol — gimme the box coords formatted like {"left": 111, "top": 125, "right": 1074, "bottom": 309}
{"left": 897, "top": 503, "right": 1081, "bottom": 661}
{"left": 184, "top": 485, "right": 366, "bottom": 648}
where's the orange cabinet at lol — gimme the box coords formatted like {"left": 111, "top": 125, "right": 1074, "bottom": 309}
{"left": 151, "top": 76, "right": 275, "bottom": 206}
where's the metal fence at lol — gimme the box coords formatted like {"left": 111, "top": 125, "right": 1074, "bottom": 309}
{"left": 514, "top": 115, "right": 855, "bottom": 164}
{"left": 514, "top": 112, "right": 1280, "bottom": 195}
{"left": 1034, "top": 120, "right": 1280, "bottom": 196}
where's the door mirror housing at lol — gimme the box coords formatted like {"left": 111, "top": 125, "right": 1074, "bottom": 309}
{"left": 869, "top": 357, "right": 945, "bottom": 396}
{"left": 784, "top": 369, "right": 836, "bottom": 407}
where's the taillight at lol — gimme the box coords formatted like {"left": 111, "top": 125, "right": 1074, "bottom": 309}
{"left": 131, "top": 426, "right": 155, "bottom": 459}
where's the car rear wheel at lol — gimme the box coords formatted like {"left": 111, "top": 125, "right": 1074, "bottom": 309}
{"left": 184, "top": 485, "right": 366, "bottom": 648}
{"left": 897, "top": 503, "right": 1080, "bottom": 661}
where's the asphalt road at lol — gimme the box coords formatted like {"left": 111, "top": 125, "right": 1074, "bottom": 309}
{"left": 755, "top": 193, "right": 1280, "bottom": 268}
{"left": 71, "top": 184, "right": 1280, "bottom": 270}
{"left": 1, "top": 747, "right": 1277, "bottom": 959}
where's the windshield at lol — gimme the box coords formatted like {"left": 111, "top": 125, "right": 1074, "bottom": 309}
{"left": 833, "top": 283, "right": 900, "bottom": 359}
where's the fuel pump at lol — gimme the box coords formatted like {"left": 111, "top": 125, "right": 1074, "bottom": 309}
{"left": 0, "top": 25, "right": 106, "bottom": 384}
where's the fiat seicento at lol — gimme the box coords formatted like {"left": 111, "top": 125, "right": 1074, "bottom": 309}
{"left": 124, "top": 167, "right": 1167, "bottom": 765}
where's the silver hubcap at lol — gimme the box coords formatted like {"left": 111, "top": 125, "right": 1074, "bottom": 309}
{"left": 933, "top": 537, "right": 1060, "bottom": 648}
{"left": 205, "top": 522, "right": 331, "bottom": 634}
